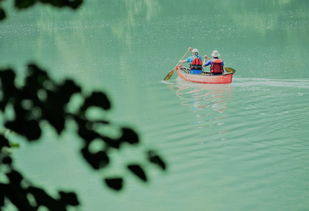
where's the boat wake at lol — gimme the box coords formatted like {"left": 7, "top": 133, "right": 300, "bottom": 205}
{"left": 233, "top": 77, "right": 309, "bottom": 89}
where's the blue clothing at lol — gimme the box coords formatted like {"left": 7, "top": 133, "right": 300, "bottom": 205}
{"left": 190, "top": 69, "right": 203, "bottom": 74}
{"left": 185, "top": 55, "right": 203, "bottom": 63}
{"left": 203, "top": 59, "right": 224, "bottom": 67}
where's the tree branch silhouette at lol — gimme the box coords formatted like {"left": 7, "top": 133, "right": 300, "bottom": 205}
{"left": 0, "top": 0, "right": 83, "bottom": 20}
{"left": 0, "top": 64, "right": 167, "bottom": 210}
{"left": 0, "top": 1, "right": 167, "bottom": 210}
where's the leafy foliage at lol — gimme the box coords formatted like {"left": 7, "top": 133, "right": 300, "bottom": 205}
{"left": 0, "top": 1, "right": 167, "bottom": 210}
{"left": 0, "top": 0, "right": 83, "bottom": 20}
{"left": 0, "top": 64, "right": 167, "bottom": 210}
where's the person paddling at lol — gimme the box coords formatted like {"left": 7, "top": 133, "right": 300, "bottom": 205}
{"left": 204, "top": 50, "right": 224, "bottom": 75}
{"left": 179, "top": 48, "right": 203, "bottom": 74}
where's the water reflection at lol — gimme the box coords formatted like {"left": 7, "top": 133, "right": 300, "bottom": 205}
{"left": 164, "top": 77, "right": 233, "bottom": 132}
{"left": 172, "top": 78, "right": 232, "bottom": 114}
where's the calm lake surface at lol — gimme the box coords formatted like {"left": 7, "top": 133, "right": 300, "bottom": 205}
{"left": 1, "top": 0, "right": 309, "bottom": 210}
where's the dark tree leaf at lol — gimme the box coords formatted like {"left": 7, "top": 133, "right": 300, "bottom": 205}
{"left": 27, "top": 186, "right": 67, "bottom": 211}
{"left": 26, "top": 63, "right": 50, "bottom": 90}
{"left": 81, "top": 146, "right": 109, "bottom": 170}
{"left": 43, "top": 110, "right": 65, "bottom": 134}
{"left": 0, "top": 68, "right": 17, "bottom": 110}
{"left": 0, "top": 184, "right": 4, "bottom": 207}
{"left": 77, "top": 123, "right": 99, "bottom": 143}
{"left": 119, "top": 127, "right": 139, "bottom": 145}
{"left": 127, "top": 164, "right": 148, "bottom": 182}
{"left": 58, "top": 79, "right": 81, "bottom": 104}
{"left": 102, "top": 136, "right": 120, "bottom": 149}
{"left": 0, "top": 8, "right": 6, "bottom": 21}
{"left": 0, "top": 68, "right": 16, "bottom": 86}
{"left": 14, "top": 0, "right": 37, "bottom": 9}
{"left": 59, "top": 191, "right": 79, "bottom": 206}
{"left": 6, "top": 170, "right": 23, "bottom": 185}
{"left": 27, "top": 186, "right": 52, "bottom": 206}
{"left": 4, "top": 184, "right": 35, "bottom": 211}
{"left": 147, "top": 150, "right": 167, "bottom": 171}
{"left": 104, "top": 177, "right": 123, "bottom": 191}
{"left": 2, "top": 156, "right": 13, "bottom": 165}
{"left": 0, "top": 135, "right": 9, "bottom": 150}
{"left": 38, "top": 0, "right": 83, "bottom": 10}
{"left": 66, "top": 0, "right": 83, "bottom": 9}
{"left": 80, "top": 91, "right": 111, "bottom": 112}
{"left": 23, "top": 120, "right": 42, "bottom": 140}
{"left": 5, "top": 119, "right": 41, "bottom": 141}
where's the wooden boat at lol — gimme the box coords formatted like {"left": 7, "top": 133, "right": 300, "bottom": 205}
{"left": 176, "top": 65, "right": 234, "bottom": 84}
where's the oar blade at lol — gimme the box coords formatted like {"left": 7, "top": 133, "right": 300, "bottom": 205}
{"left": 224, "top": 67, "right": 236, "bottom": 74}
{"left": 163, "top": 48, "right": 191, "bottom": 80}
{"left": 163, "top": 69, "right": 175, "bottom": 80}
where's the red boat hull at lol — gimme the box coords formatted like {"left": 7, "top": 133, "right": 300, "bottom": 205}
{"left": 176, "top": 66, "right": 233, "bottom": 84}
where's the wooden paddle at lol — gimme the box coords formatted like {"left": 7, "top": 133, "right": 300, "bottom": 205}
{"left": 163, "top": 48, "right": 191, "bottom": 80}
{"left": 224, "top": 67, "right": 236, "bottom": 74}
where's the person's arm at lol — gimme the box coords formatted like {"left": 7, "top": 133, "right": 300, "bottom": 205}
{"left": 179, "top": 57, "right": 191, "bottom": 63}
{"left": 179, "top": 47, "right": 192, "bottom": 63}
{"left": 203, "top": 60, "right": 212, "bottom": 67}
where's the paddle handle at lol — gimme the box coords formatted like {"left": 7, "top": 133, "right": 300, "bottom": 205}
{"left": 177, "top": 48, "right": 191, "bottom": 66}
{"left": 163, "top": 48, "right": 191, "bottom": 81}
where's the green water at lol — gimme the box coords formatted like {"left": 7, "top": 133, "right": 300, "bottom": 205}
{"left": 1, "top": 0, "right": 309, "bottom": 210}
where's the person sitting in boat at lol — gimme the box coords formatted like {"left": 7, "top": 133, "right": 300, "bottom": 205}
{"left": 179, "top": 48, "right": 203, "bottom": 74}
{"left": 203, "top": 50, "right": 224, "bottom": 75}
